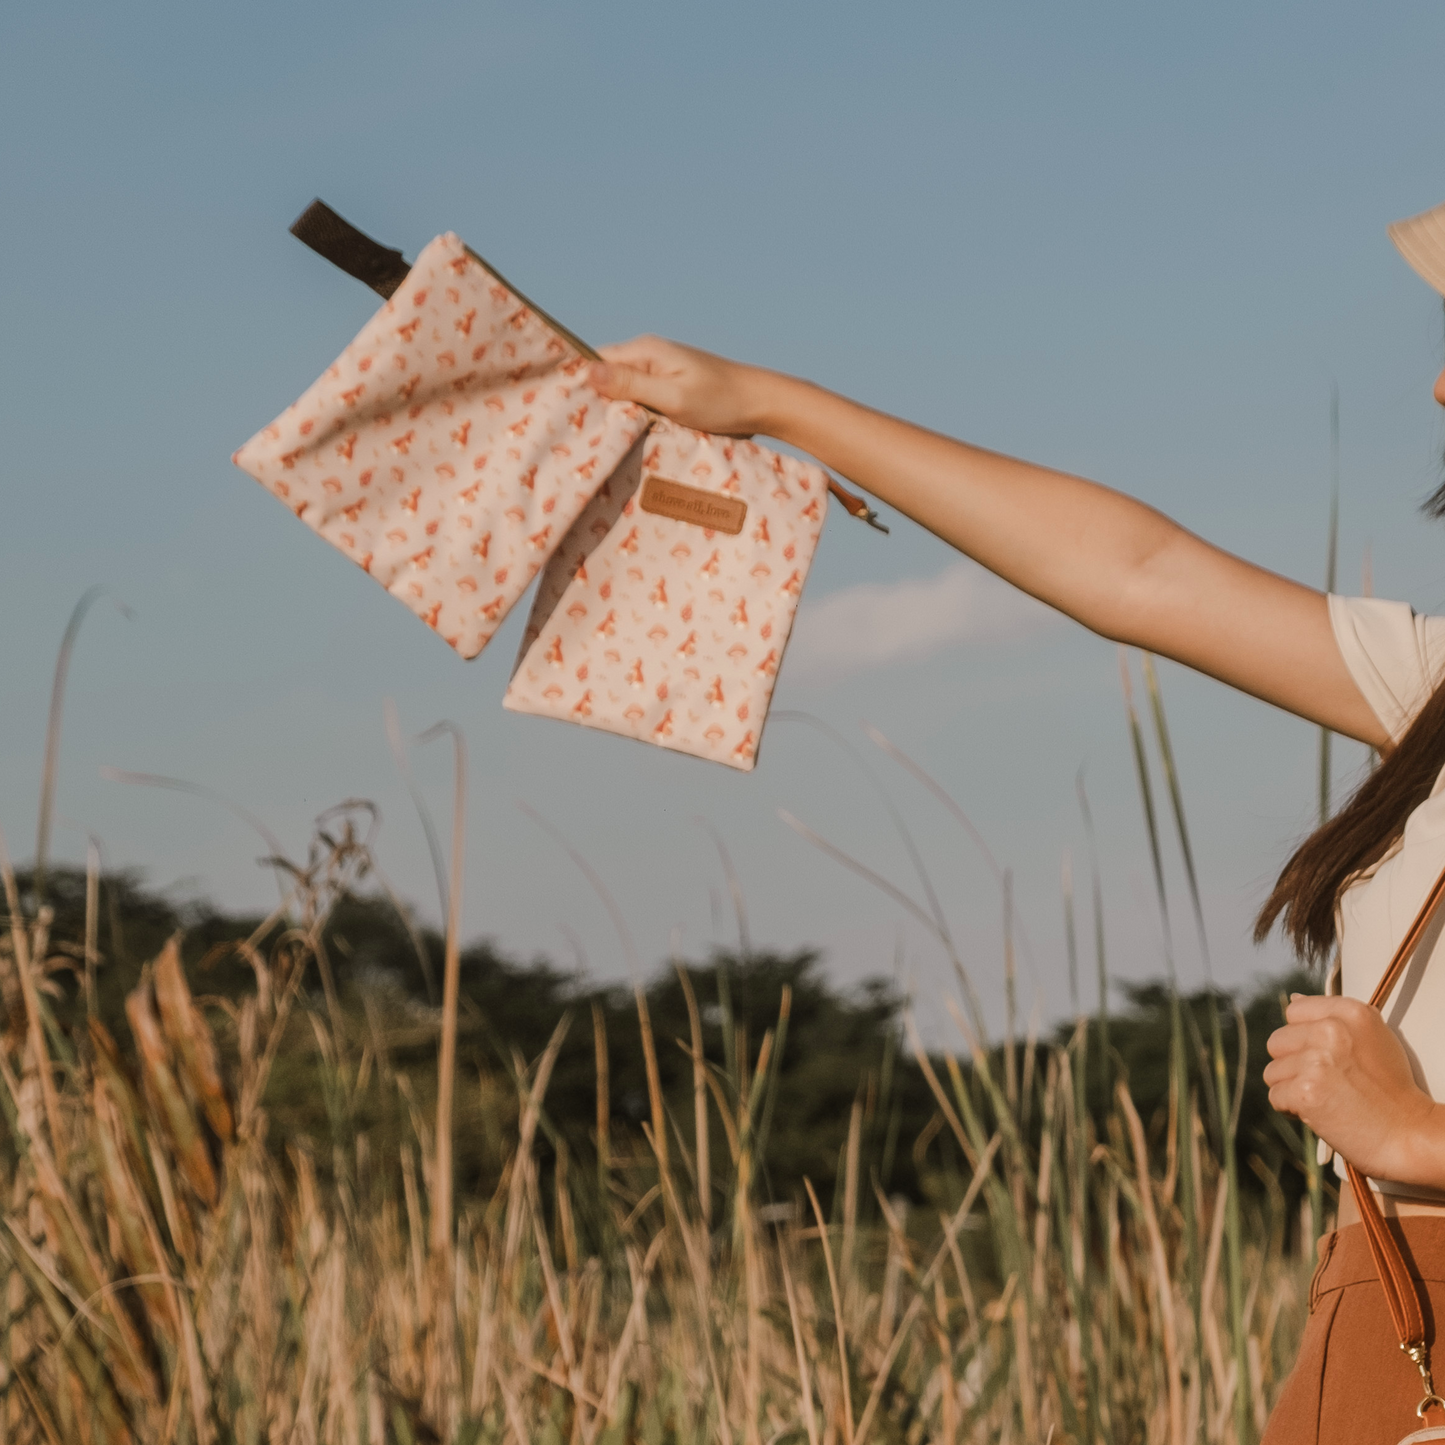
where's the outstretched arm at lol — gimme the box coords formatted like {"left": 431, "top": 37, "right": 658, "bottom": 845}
{"left": 589, "top": 337, "right": 1386, "bottom": 748}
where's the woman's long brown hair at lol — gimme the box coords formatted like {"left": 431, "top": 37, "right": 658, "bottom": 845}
{"left": 1256, "top": 303, "right": 1445, "bottom": 962}
{"left": 1255, "top": 667, "right": 1445, "bottom": 964}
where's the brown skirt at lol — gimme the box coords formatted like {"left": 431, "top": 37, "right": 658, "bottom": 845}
{"left": 1264, "top": 1219, "right": 1445, "bottom": 1445}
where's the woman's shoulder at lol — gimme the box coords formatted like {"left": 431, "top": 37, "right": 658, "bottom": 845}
{"left": 1329, "top": 594, "right": 1445, "bottom": 743}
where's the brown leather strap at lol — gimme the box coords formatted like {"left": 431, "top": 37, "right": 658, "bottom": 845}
{"left": 290, "top": 199, "right": 411, "bottom": 299}
{"left": 1345, "top": 859, "right": 1445, "bottom": 1425}
{"left": 825, "top": 477, "right": 889, "bottom": 532}
{"left": 1366, "top": 864, "right": 1445, "bottom": 1012}
{"left": 1347, "top": 1159, "right": 1428, "bottom": 1341}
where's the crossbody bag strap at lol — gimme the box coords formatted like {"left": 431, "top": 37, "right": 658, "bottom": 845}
{"left": 1345, "top": 859, "right": 1445, "bottom": 1426}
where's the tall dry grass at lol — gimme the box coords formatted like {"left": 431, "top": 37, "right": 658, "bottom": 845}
{"left": 0, "top": 605, "right": 1321, "bottom": 1442}
{"left": 0, "top": 823, "right": 1316, "bottom": 1443}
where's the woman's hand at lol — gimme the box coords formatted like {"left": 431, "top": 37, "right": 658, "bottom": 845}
{"left": 588, "top": 336, "right": 778, "bottom": 437}
{"left": 1265, "top": 994, "right": 1445, "bottom": 1189}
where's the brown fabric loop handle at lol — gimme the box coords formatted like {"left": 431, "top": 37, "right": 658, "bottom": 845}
{"left": 290, "top": 199, "right": 411, "bottom": 299}
{"left": 1343, "top": 859, "right": 1445, "bottom": 1426}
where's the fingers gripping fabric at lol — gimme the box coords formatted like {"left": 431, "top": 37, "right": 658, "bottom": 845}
{"left": 232, "top": 233, "right": 651, "bottom": 659}
{"left": 504, "top": 420, "right": 828, "bottom": 771}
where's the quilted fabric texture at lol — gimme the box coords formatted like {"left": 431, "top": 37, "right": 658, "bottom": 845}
{"left": 504, "top": 419, "right": 829, "bottom": 771}
{"left": 232, "top": 233, "right": 651, "bottom": 658}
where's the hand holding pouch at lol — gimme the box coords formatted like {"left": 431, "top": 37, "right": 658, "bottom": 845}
{"left": 504, "top": 419, "right": 828, "bottom": 770}
{"left": 231, "top": 232, "right": 651, "bottom": 657}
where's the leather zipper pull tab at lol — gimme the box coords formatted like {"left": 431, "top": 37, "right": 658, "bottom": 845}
{"left": 827, "top": 477, "right": 889, "bottom": 533}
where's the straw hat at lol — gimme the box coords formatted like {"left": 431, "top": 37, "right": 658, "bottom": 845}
{"left": 1389, "top": 201, "right": 1445, "bottom": 296}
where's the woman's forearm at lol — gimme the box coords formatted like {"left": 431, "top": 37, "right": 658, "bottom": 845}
{"left": 755, "top": 371, "right": 1181, "bottom": 643}
{"left": 748, "top": 368, "right": 1382, "bottom": 742}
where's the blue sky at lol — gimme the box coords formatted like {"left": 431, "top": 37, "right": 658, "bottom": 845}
{"left": 5, "top": 2, "right": 1445, "bottom": 1035}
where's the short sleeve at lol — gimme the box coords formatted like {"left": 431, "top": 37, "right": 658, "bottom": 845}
{"left": 1328, "top": 594, "right": 1445, "bottom": 742}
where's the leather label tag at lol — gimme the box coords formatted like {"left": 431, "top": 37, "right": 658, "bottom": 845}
{"left": 638, "top": 475, "right": 747, "bottom": 535}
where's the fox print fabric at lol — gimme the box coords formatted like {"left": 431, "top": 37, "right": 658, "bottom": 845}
{"left": 232, "top": 233, "right": 651, "bottom": 658}
{"left": 503, "top": 420, "right": 829, "bottom": 771}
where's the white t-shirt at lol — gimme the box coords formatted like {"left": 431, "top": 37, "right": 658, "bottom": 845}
{"left": 1327, "top": 593, "right": 1445, "bottom": 1200}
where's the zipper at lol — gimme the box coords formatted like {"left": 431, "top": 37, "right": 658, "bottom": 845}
{"left": 463, "top": 245, "right": 602, "bottom": 363}
{"left": 466, "top": 246, "right": 886, "bottom": 531}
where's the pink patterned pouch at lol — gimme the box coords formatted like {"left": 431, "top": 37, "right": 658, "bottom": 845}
{"left": 237, "top": 202, "right": 879, "bottom": 769}
{"left": 232, "top": 230, "right": 651, "bottom": 658}
{"left": 503, "top": 419, "right": 829, "bottom": 771}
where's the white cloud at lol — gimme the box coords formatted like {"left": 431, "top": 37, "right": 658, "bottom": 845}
{"left": 785, "top": 559, "right": 1060, "bottom": 682}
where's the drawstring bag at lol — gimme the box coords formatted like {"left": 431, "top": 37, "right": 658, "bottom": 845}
{"left": 234, "top": 201, "right": 881, "bottom": 768}
{"left": 232, "top": 222, "right": 651, "bottom": 658}
{"left": 503, "top": 418, "right": 828, "bottom": 770}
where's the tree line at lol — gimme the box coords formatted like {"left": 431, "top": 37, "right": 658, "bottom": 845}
{"left": 4, "top": 865, "right": 1318, "bottom": 1236}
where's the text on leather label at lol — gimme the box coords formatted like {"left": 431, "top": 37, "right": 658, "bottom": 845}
{"left": 638, "top": 475, "right": 747, "bottom": 535}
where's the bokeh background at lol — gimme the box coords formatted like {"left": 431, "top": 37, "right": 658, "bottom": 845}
{"left": 4, "top": 1, "right": 1444, "bottom": 1033}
